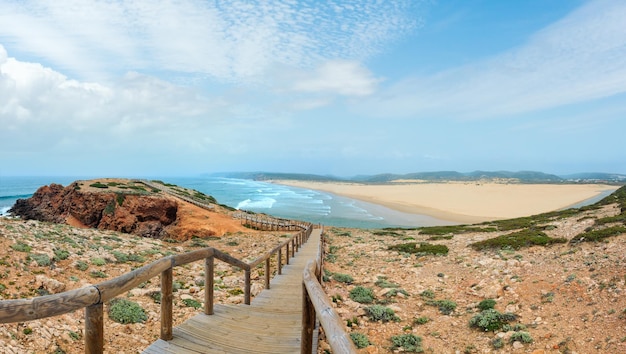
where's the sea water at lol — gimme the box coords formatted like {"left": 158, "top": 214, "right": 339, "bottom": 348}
{"left": 0, "top": 176, "right": 449, "bottom": 228}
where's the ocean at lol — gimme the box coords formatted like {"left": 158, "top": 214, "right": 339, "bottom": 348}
{"left": 0, "top": 176, "right": 451, "bottom": 229}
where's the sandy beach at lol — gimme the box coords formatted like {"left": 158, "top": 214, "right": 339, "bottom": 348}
{"left": 273, "top": 181, "right": 619, "bottom": 224}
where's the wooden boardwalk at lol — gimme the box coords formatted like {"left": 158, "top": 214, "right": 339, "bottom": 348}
{"left": 143, "top": 229, "right": 322, "bottom": 353}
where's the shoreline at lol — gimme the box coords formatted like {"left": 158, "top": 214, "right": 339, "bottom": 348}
{"left": 271, "top": 180, "right": 620, "bottom": 224}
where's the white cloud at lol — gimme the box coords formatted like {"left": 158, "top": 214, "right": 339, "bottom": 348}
{"left": 363, "top": 0, "right": 626, "bottom": 120}
{"left": 0, "top": 0, "right": 419, "bottom": 83}
{"left": 292, "top": 60, "right": 381, "bottom": 96}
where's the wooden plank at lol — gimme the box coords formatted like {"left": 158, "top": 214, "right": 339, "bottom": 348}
{"left": 85, "top": 303, "right": 103, "bottom": 354}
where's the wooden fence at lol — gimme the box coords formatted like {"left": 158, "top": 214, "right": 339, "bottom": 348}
{"left": 0, "top": 224, "right": 313, "bottom": 353}
{"left": 301, "top": 231, "right": 357, "bottom": 354}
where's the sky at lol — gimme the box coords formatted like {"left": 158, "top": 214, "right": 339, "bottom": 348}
{"left": 0, "top": 0, "right": 625, "bottom": 177}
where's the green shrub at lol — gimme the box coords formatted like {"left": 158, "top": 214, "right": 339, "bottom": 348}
{"left": 75, "top": 261, "right": 89, "bottom": 271}
{"left": 30, "top": 253, "right": 51, "bottom": 266}
{"left": 90, "top": 182, "right": 108, "bottom": 189}
{"left": 469, "top": 309, "right": 517, "bottom": 332}
{"left": 426, "top": 299, "right": 457, "bottom": 315}
{"left": 388, "top": 242, "right": 448, "bottom": 255}
{"left": 570, "top": 226, "right": 626, "bottom": 243}
{"left": 420, "top": 289, "right": 435, "bottom": 299}
{"left": 491, "top": 337, "right": 504, "bottom": 349}
{"left": 90, "top": 271, "right": 107, "bottom": 278}
{"left": 116, "top": 193, "right": 125, "bottom": 206}
{"left": 375, "top": 276, "right": 399, "bottom": 288}
{"left": 390, "top": 334, "right": 423, "bottom": 353}
{"left": 385, "top": 288, "right": 410, "bottom": 298}
{"left": 349, "top": 286, "right": 375, "bottom": 304}
{"left": 470, "top": 229, "right": 566, "bottom": 250}
{"left": 509, "top": 331, "right": 533, "bottom": 343}
{"left": 53, "top": 249, "right": 70, "bottom": 261}
{"left": 478, "top": 299, "right": 497, "bottom": 311}
{"left": 365, "top": 305, "right": 400, "bottom": 322}
{"left": 91, "top": 257, "right": 106, "bottom": 266}
{"left": 413, "top": 316, "right": 430, "bottom": 325}
{"left": 108, "top": 298, "right": 147, "bottom": 324}
{"left": 350, "top": 332, "right": 370, "bottom": 349}
{"left": 332, "top": 273, "right": 354, "bottom": 284}
{"left": 10, "top": 242, "right": 31, "bottom": 253}
{"left": 182, "top": 298, "right": 202, "bottom": 309}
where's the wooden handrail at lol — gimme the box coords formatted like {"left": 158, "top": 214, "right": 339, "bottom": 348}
{"left": 302, "top": 230, "right": 357, "bottom": 354}
{"left": 0, "top": 223, "right": 313, "bottom": 353}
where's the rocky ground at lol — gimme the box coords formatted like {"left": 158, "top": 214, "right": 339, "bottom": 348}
{"left": 0, "top": 217, "right": 295, "bottom": 354}
{"left": 320, "top": 203, "right": 626, "bottom": 353}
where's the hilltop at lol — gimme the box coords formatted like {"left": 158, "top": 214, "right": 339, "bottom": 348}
{"left": 212, "top": 170, "right": 626, "bottom": 184}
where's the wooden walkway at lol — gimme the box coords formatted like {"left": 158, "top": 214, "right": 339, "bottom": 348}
{"left": 143, "top": 229, "right": 322, "bottom": 353}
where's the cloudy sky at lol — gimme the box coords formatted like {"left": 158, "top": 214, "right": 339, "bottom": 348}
{"left": 1, "top": 0, "right": 624, "bottom": 177}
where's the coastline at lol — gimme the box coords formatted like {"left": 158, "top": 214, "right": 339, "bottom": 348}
{"left": 271, "top": 180, "right": 620, "bottom": 224}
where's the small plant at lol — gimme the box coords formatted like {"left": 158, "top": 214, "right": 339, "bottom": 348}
{"left": 332, "top": 273, "right": 354, "bottom": 284}
{"left": 478, "top": 299, "right": 497, "bottom": 311}
{"left": 426, "top": 299, "right": 457, "bottom": 315}
{"left": 350, "top": 332, "right": 370, "bottom": 349}
{"left": 90, "top": 271, "right": 108, "bottom": 278}
{"left": 182, "top": 298, "right": 202, "bottom": 309}
{"left": 150, "top": 291, "right": 162, "bottom": 304}
{"left": 68, "top": 331, "right": 81, "bottom": 340}
{"left": 491, "top": 337, "right": 504, "bottom": 349}
{"left": 390, "top": 334, "right": 423, "bottom": 353}
{"left": 365, "top": 305, "right": 400, "bottom": 322}
{"left": 108, "top": 298, "right": 147, "bottom": 324}
{"left": 75, "top": 260, "right": 88, "bottom": 271}
{"left": 413, "top": 316, "right": 430, "bottom": 325}
{"left": 385, "top": 288, "right": 410, "bottom": 298}
{"left": 469, "top": 309, "right": 517, "bottom": 332}
{"left": 388, "top": 242, "right": 449, "bottom": 255}
{"left": 89, "top": 182, "right": 109, "bottom": 188}
{"left": 375, "top": 276, "right": 399, "bottom": 288}
{"left": 10, "top": 242, "right": 31, "bottom": 253}
{"left": 349, "top": 286, "right": 375, "bottom": 304}
{"left": 509, "top": 331, "right": 533, "bottom": 343}
{"left": 420, "top": 289, "right": 435, "bottom": 299}
{"left": 53, "top": 249, "right": 70, "bottom": 261}
{"left": 91, "top": 258, "right": 106, "bottom": 266}
{"left": 23, "top": 327, "right": 32, "bottom": 335}
{"left": 30, "top": 253, "right": 51, "bottom": 267}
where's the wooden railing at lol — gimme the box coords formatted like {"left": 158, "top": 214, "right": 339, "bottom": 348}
{"left": 0, "top": 224, "right": 313, "bottom": 353}
{"left": 301, "top": 230, "right": 357, "bottom": 354}
{"left": 234, "top": 211, "right": 309, "bottom": 231}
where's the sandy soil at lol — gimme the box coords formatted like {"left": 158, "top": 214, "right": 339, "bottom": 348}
{"left": 275, "top": 181, "right": 619, "bottom": 224}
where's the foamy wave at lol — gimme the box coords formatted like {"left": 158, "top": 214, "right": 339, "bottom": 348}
{"left": 236, "top": 197, "right": 276, "bottom": 210}
{"left": 0, "top": 206, "right": 10, "bottom": 216}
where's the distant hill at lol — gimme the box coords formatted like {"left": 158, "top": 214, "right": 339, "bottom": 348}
{"left": 212, "top": 171, "right": 625, "bottom": 184}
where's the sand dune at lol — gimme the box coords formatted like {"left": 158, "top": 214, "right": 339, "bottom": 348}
{"left": 274, "top": 181, "right": 619, "bottom": 223}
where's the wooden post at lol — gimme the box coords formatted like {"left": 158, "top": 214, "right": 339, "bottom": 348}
{"left": 277, "top": 248, "right": 282, "bottom": 275}
{"left": 285, "top": 243, "right": 290, "bottom": 265}
{"left": 301, "top": 281, "right": 315, "bottom": 354}
{"left": 244, "top": 270, "right": 251, "bottom": 305}
{"left": 85, "top": 303, "right": 103, "bottom": 354}
{"left": 265, "top": 258, "right": 271, "bottom": 290}
{"left": 205, "top": 256, "right": 214, "bottom": 315}
{"left": 161, "top": 268, "right": 173, "bottom": 340}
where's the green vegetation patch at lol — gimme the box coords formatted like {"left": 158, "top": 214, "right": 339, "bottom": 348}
{"left": 89, "top": 182, "right": 109, "bottom": 189}
{"left": 570, "top": 226, "right": 626, "bottom": 243}
{"left": 182, "top": 298, "right": 202, "bottom": 309}
{"left": 470, "top": 229, "right": 566, "bottom": 250}
{"left": 426, "top": 299, "right": 457, "bottom": 315}
{"left": 418, "top": 225, "right": 488, "bottom": 235}
{"left": 30, "top": 253, "right": 51, "bottom": 266}
{"left": 469, "top": 309, "right": 517, "bottom": 332}
{"left": 332, "top": 273, "right": 354, "bottom": 284}
{"left": 350, "top": 333, "right": 370, "bottom": 349}
{"left": 10, "top": 242, "right": 32, "bottom": 253}
{"left": 365, "top": 305, "right": 400, "bottom": 322}
{"left": 349, "top": 286, "right": 375, "bottom": 304}
{"left": 108, "top": 298, "right": 147, "bottom": 324}
{"left": 388, "top": 242, "right": 449, "bottom": 255}
{"left": 390, "top": 334, "right": 423, "bottom": 353}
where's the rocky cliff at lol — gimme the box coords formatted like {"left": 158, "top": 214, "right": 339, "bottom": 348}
{"left": 10, "top": 182, "right": 178, "bottom": 238}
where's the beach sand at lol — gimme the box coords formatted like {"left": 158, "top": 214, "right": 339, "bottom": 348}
{"left": 273, "top": 181, "right": 619, "bottom": 224}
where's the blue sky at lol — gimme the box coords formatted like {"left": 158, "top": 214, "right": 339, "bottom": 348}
{"left": 0, "top": 0, "right": 624, "bottom": 177}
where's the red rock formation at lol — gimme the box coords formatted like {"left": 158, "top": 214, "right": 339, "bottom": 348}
{"left": 10, "top": 183, "right": 178, "bottom": 238}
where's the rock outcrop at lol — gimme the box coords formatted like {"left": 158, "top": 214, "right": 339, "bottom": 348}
{"left": 10, "top": 183, "right": 178, "bottom": 238}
